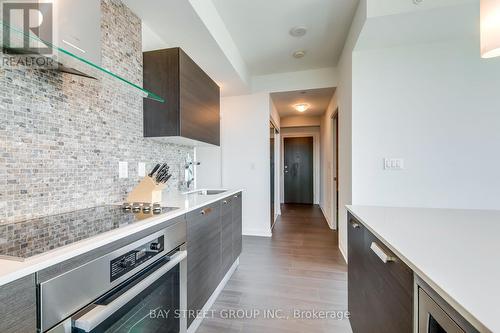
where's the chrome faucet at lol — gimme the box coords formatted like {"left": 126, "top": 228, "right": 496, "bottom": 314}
{"left": 179, "top": 154, "right": 200, "bottom": 191}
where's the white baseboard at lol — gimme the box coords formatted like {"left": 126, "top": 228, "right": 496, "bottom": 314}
{"left": 242, "top": 228, "right": 272, "bottom": 237}
{"left": 187, "top": 258, "right": 240, "bottom": 333}
{"left": 339, "top": 243, "right": 348, "bottom": 264}
{"left": 319, "top": 205, "right": 334, "bottom": 229}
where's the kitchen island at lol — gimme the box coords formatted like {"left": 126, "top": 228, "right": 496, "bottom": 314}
{"left": 347, "top": 205, "right": 500, "bottom": 333}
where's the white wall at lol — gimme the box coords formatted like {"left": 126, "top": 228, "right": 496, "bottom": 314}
{"left": 333, "top": 0, "right": 367, "bottom": 260}
{"left": 280, "top": 127, "right": 321, "bottom": 205}
{"left": 320, "top": 94, "right": 338, "bottom": 229}
{"left": 194, "top": 146, "right": 222, "bottom": 189}
{"left": 252, "top": 67, "right": 339, "bottom": 94}
{"left": 281, "top": 116, "right": 321, "bottom": 128}
{"left": 220, "top": 93, "right": 272, "bottom": 237}
{"left": 352, "top": 37, "right": 500, "bottom": 209}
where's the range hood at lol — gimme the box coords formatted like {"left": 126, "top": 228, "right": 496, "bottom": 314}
{"left": 0, "top": 20, "right": 165, "bottom": 102}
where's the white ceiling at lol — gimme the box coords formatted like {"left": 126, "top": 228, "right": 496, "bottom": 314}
{"left": 271, "top": 87, "right": 336, "bottom": 117}
{"left": 357, "top": 1, "right": 479, "bottom": 51}
{"left": 212, "top": 0, "right": 359, "bottom": 75}
{"left": 123, "top": 0, "right": 250, "bottom": 97}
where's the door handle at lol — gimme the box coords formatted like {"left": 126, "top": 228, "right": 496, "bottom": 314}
{"left": 73, "top": 251, "right": 187, "bottom": 332}
{"left": 370, "top": 242, "right": 395, "bottom": 263}
{"left": 349, "top": 220, "right": 360, "bottom": 229}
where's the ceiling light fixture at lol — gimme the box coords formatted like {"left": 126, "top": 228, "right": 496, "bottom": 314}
{"left": 290, "top": 26, "right": 307, "bottom": 37}
{"left": 480, "top": 0, "right": 500, "bottom": 58}
{"left": 294, "top": 103, "right": 310, "bottom": 112}
{"left": 292, "top": 50, "right": 306, "bottom": 59}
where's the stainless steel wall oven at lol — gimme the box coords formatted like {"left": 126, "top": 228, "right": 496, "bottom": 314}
{"left": 415, "top": 276, "right": 478, "bottom": 333}
{"left": 38, "top": 221, "right": 187, "bottom": 333}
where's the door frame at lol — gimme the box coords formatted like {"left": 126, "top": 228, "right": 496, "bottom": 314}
{"left": 270, "top": 120, "right": 280, "bottom": 230}
{"left": 331, "top": 110, "right": 339, "bottom": 230}
{"left": 280, "top": 130, "right": 320, "bottom": 205}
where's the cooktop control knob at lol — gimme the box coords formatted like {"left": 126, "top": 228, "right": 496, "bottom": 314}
{"left": 150, "top": 242, "right": 162, "bottom": 251}
{"left": 119, "top": 259, "right": 131, "bottom": 268}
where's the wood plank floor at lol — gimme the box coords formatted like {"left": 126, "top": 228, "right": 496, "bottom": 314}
{"left": 196, "top": 204, "right": 352, "bottom": 333}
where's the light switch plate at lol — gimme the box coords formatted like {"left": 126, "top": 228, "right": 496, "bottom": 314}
{"left": 138, "top": 162, "right": 146, "bottom": 177}
{"left": 119, "top": 161, "right": 128, "bottom": 178}
{"left": 384, "top": 158, "right": 404, "bottom": 170}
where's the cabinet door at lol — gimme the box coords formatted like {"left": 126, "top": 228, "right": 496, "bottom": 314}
{"left": 348, "top": 213, "right": 413, "bottom": 333}
{"left": 347, "top": 214, "right": 368, "bottom": 333}
{"left": 179, "top": 49, "right": 220, "bottom": 146}
{"left": 186, "top": 202, "right": 221, "bottom": 327}
{"left": 0, "top": 274, "right": 36, "bottom": 333}
{"left": 231, "top": 193, "right": 242, "bottom": 262}
{"left": 220, "top": 197, "right": 233, "bottom": 278}
{"left": 363, "top": 229, "right": 413, "bottom": 333}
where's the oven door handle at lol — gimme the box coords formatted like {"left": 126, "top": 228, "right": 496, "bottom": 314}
{"left": 73, "top": 250, "right": 187, "bottom": 333}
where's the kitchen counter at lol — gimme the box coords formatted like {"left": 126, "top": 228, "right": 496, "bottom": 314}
{"left": 346, "top": 205, "right": 500, "bottom": 333}
{"left": 0, "top": 189, "right": 242, "bottom": 287}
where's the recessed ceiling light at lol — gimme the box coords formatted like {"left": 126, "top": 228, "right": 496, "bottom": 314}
{"left": 290, "top": 26, "right": 307, "bottom": 37}
{"left": 294, "top": 103, "right": 310, "bottom": 112}
{"left": 292, "top": 50, "right": 306, "bottom": 59}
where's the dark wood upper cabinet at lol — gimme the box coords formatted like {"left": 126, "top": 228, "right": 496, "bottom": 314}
{"left": 143, "top": 48, "right": 221, "bottom": 146}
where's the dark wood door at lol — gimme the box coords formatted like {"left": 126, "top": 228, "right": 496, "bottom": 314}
{"left": 284, "top": 137, "right": 313, "bottom": 204}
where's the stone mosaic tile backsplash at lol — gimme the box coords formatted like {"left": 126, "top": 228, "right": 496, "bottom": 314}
{"left": 0, "top": 0, "right": 193, "bottom": 224}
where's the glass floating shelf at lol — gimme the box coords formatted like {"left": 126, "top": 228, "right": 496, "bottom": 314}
{"left": 0, "top": 20, "right": 164, "bottom": 102}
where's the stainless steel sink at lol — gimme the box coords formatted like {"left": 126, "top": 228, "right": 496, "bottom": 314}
{"left": 185, "top": 189, "right": 227, "bottom": 196}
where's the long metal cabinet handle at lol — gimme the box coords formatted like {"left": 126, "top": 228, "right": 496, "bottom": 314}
{"left": 73, "top": 251, "right": 187, "bottom": 332}
{"left": 370, "top": 242, "right": 395, "bottom": 263}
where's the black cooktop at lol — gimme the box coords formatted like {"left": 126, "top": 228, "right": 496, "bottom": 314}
{"left": 0, "top": 205, "right": 178, "bottom": 260}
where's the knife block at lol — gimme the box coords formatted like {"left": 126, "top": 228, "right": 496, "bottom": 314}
{"left": 126, "top": 177, "right": 166, "bottom": 204}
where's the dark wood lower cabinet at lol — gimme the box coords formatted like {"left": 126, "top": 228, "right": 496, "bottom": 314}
{"left": 0, "top": 274, "right": 36, "bottom": 333}
{"left": 186, "top": 193, "right": 243, "bottom": 328}
{"left": 348, "top": 213, "right": 413, "bottom": 333}
{"left": 186, "top": 202, "right": 221, "bottom": 327}
{"left": 232, "top": 193, "right": 243, "bottom": 262}
{"left": 221, "top": 197, "right": 234, "bottom": 279}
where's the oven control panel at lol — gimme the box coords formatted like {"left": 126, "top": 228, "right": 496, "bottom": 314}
{"left": 110, "top": 235, "right": 164, "bottom": 282}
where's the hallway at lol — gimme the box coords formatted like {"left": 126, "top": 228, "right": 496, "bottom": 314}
{"left": 197, "top": 204, "right": 352, "bottom": 333}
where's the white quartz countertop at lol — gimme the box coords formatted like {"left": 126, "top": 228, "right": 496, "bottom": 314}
{"left": 0, "top": 189, "right": 242, "bottom": 287}
{"left": 346, "top": 205, "right": 500, "bottom": 333}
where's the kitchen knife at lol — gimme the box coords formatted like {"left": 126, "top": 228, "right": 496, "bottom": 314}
{"left": 162, "top": 174, "right": 172, "bottom": 183}
{"left": 157, "top": 172, "right": 171, "bottom": 184}
{"left": 156, "top": 165, "right": 170, "bottom": 184}
{"left": 155, "top": 164, "right": 168, "bottom": 182}
{"left": 148, "top": 164, "right": 161, "bottom": 178}
{"left": 158, "top": 173, "right": 171, "bottom": 184}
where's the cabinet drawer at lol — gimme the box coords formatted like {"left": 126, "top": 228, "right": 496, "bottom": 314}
{"left": 363, "top": 225, "right": 413, "bottom": 333}
{"left": 364, "top": 230, "right": 413, "bottom": 293}
{"left": 348, "top": 213, "right": 413, "bottom": 333}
